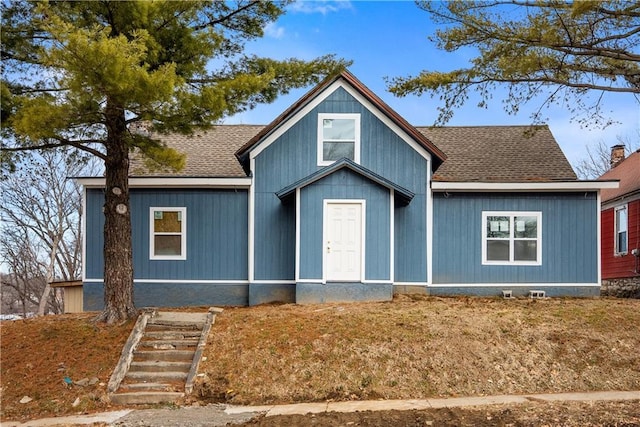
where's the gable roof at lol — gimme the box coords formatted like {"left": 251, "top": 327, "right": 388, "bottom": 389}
{"left": 235, "top": 70, "right": 447, "bottom": 170}
{"left": 129, "top": 125, "right": 262, "bottom": 178}
{"left": 276, "top": 157, "right": 415, "bottom": 205}
{"left": 418, "top": 125, "right": 577, "bottom": 182}
{"left": 127, "top": 124, "right": 577, "bottom": 183}
{"left": 599, "top": 149, "right": 640, "bottom": 203}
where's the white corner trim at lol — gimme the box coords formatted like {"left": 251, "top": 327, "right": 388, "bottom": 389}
{"left": 597, "top": 191, "right": 602, "bottom": 286}
{"left": 81, "top": 186, "right": 87, "bottom": 282}
{"left": 426, "top": 159, "right": 432, "bottom": 286}
{"left": 248, "top": 158, "right": 256, "bottom": 283}
{"left": 295, "top": 187, "right": 301, "bottom": 282}
{"left": 432, "top": 181, "right": 619, "bottom": 192}
{"left": 389, "top": 190, "right": 395, "bottom": 283}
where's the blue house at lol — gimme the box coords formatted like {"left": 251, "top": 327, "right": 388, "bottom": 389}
{"left": 79, "top": 71, "right": 616, "bottom": 309}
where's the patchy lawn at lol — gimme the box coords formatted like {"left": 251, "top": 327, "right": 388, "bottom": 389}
{"left": 194, "top": 295, "right": 640, "bottom": 405}
{"left": 2, "top": 296, "right": 639, "bottom": 424}
{"left": 0, "top": 313, "right": 133, "bottom": 421}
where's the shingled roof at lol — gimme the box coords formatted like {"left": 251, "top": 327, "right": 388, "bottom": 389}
{"left": 129, "top": 124, "right": 577, "bottom": 182}
{"left": 599, "top": 149, "right": 640, "bottom": 203}
{"left": 418, "top": 125, "right": 577, "bottom": 182}
{"left": 129, "top": 125, "right": 262, "bottom": 178}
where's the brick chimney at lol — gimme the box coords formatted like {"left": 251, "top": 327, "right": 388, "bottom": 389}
{"left": 610, "top": 144, "right": 626, "bottom": 168}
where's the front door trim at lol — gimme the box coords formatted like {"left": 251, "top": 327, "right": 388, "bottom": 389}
{"left": 322, "top": 199, "right": 366, "bottom": 284}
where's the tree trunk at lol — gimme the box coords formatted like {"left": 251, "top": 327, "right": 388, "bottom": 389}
{"left": 38, "top": 234, "right": 59, "bottom": 316}
{"left": 95, "top": 100, "right": 137, "bottom": 323}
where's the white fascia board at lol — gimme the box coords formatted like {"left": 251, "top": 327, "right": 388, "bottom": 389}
{"left": 431, "top": 181, "right": 619, "bottom": 192}
{"left": 75, "top": 177, "right": 252, "bottom": 188}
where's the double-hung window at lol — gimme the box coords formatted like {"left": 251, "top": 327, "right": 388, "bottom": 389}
{"left": 482, "top": 211, "right": 542, "bottom": 265}
{"left": 317, "top": 113, "right": 360, "bottom": 166}
{"left": 150, "top": 207, "right": 186, "bottom": 260}
{"left": 615, "top": 205, "right": 628, "bottom": 255}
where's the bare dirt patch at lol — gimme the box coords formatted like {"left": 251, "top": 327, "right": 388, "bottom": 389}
{"left": 0, "top": 313, "right": 133, "bottom": 421}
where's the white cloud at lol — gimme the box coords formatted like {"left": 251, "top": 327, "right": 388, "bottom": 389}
{"left": 289, "top": 0, "right": 353, "bottom": 15}
{"left": 264, "top": 22, "right": 285, "bottom": 39}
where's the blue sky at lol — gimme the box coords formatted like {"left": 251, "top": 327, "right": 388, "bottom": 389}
{"left": 225, "top": 1, "right": 639, "bottom": 167}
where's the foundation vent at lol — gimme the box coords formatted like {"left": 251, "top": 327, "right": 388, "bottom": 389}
{"left": 529, "top": 290, "right": 546, "bottom": 299}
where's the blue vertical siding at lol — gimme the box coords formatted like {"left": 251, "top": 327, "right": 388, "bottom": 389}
{"left": 432, "top": 192, "right": 598, "bottom": 284}
{"left": 85, "top": 188, "right": 248, "bottom": 281}
{"left": 299, "top": 168, "right": 391, "bottom": 281}
{"left": 253, "top": 87, "right": 430, "bottom": 282}
{"left": 85, "top": 189, "right": 105, "bottom": 279}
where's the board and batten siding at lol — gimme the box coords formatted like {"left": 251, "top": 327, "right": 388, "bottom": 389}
{"left": 299, "top": 168, "right": 391, "bottom": 281}
{"left": 253, "top": 87, "right": 430, "bottom": 283}
{"left": 432, "top": 192, "right": 598, "bottom": 284}
{"left": 85, "top": 188, "right": 248, "bottom": 281}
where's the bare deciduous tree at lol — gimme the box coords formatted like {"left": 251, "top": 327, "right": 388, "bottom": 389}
{"left": 574, "top": 130, "right": 640, "bottom": 179}
{"left": 0, "top": 148, "right": 98, "bottom": 315}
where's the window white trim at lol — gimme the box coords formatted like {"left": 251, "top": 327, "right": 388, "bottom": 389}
{"left": 317, "top": 113, "right": 361, "bottom": 166}
{"left": 150, "top": 207, "right": 187, "bottom": 260}
{"left": 482, "top": 211, "right": 542, "bottom": 266}
{"left": 614, "top": 204, "right": 628, "bottom": 255}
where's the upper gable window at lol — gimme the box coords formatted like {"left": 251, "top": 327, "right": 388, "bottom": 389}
{"left": 317, "top": 113, "right": 360, "bottom": 166}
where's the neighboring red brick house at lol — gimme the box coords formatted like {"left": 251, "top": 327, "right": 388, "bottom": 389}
{"left": 599, "top": 145, "right": 640, "bottom": 297}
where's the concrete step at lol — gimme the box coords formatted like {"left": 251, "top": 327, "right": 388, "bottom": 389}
{"left": 118, "top": 382, "right": 178, "bottom": 392}
{"left": 129, "top": 361, "right": 192, "bottom": 373}
{"left": 125, "top": 371, "right": 189, "bottom": 382}
{"left": 138, "top": 339, "right": 198, "bottom": 349}
{"left": 109, "top": 391, "right": 184, "bottom": 405}
{"left": 133, "top": 350, "right": 195, "bottom": 362}
{"left": 144, "top": 330, "right": 202, "bottom": 339}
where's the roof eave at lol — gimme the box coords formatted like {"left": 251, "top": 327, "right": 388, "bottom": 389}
{"left": 431, "top": 180, "right": 619, "bottom": 192}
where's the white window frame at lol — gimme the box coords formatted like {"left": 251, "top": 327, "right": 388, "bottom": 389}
{"left": 317, "top": 113, "right": 361, "bottom": 166}
{"left": 150, "top": 207, "right": 187, "bottom": 260}
{"left": 614, "top": 204, "right": 628, "bottom": 255}
{"left": 482, "top": 211, "right": 542, "bottom": 266}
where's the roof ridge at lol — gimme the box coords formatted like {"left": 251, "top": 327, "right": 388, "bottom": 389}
{"left": 414, "top": 124, "right": 548, "bottom": 129}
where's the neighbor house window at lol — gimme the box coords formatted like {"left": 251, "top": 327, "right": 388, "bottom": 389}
{"left": 317, "top": 113, "right": 360, "bottom": 166}
{"left": 615, "top": 205, "right": 628, "bottom": 255}
{"left": 482, "top": 211, "right": 542, "bottom": 265}
{"left": 150, "top": 207, "right": 186, "bottom": 260}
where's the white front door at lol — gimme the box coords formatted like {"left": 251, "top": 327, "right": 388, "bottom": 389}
{"left": 324, "top": 202, "right": 363, "bottom": 282}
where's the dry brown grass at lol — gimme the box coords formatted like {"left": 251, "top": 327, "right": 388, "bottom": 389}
{"left": 194, "top": 295, "right": 640, "bottom": 405}
{"left": 2, "top": 296, "right": 639, "bottom": 423}
{"left": 0, "top": 313, "right": 133, "bottom": 421}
